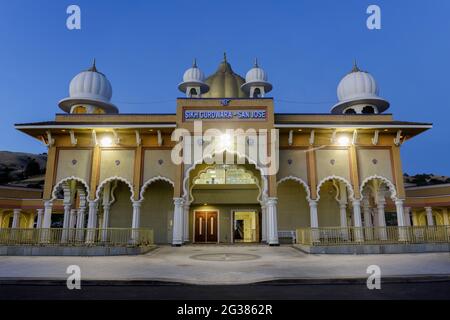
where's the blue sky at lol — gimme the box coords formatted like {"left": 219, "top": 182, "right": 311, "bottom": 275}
{"left": 0, "top": 0, "right": 449, "bottom": 175}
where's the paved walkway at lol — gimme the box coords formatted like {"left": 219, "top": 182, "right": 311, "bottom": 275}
{"left": 0, "top": 245, "right": 449, "bottom": 284}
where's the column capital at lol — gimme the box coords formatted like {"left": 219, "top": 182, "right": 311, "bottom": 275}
{"left": 308, "top": 199, "right": 318, "bottom": 207}
{"left": 44, "top": 200, "right": 53, "bottom": 208}
{"left": 13, "top": 208, "right": 21, "bottom": 214}
{"left": 132, "top": 200, "right": 142, "bottom": 207}
{"left": 338, "top": 201, "right": 347, "bottom": 209}
{"left": 352, "top": 199, "right": 361, "bottom": 206}
{"left": 36, "top": 208, "right": 44, "bottom": 214}
{"left": 173, "top": 197, "right": 184, "bottom": 206}
{"left": 266, "top": 197, "right": 278, "bottom": 206}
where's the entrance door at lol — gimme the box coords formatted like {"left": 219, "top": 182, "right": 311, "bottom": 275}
{"left": 194, "top": 211, "right": 218, "bottom": 243}
{"left": 232, "top": 211, "right": 259, "bottom": 243}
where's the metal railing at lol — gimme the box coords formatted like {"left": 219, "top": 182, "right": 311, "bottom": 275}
{"left": 0, "top": 228, "right": 153, "bottom": 247}
{"left": 296, "top": 226, "right": 450, "bottom": 246}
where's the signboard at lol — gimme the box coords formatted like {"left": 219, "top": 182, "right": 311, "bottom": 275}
{"left": 183, "top": 109, "right": 267, "bottom": 121}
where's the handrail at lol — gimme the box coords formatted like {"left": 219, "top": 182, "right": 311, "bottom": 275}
{"left": 0, "top": 228, "right": 153, "bottom": 246}
{"left": 296, "top": 226, "right": 450, "bottom": 246}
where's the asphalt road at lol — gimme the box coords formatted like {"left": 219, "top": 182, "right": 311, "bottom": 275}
{"left": 0, "top": 280, "right": 449, "bottom": 300}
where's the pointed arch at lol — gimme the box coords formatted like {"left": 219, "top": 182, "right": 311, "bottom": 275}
{"left": 182, "top": 150, "right": 269, "bottom": 203}
{"left": 360, "top": 175, "right": 398, "bottom": 201}
{"left": 316, "top": 175, "right": 355, "bottom": 201}
{"left": 95, "top": 176, "right": 135, "bottom": 202}
{"left": 277, "top": 176, "right": 311, "bottom": 201}
{"left": 189, "top": 164, "right": 263, "bottom": 203}
{"left": 140, "top": 176, "right": 175, "bottom": 201}
{"left": 51, "top": 176, "right": 90, "bottom": 201}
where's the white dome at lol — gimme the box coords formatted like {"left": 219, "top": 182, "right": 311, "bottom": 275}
{"left": 245, "top": 66, "right": 268, "bottom": 83}
{"left": 337, "top": 69, "right": 379, "bottom": 101}
{"left": 331, "top": 63, "right": 389, "bottom": 114}
{"left": 69, "top": 70, "right": 112, "bottom": 103}
{"left": 183, "top": 66, "right": 205, "bottom": 83}
{"left": 58, "top": 62, "right": 118, "bottom": 113}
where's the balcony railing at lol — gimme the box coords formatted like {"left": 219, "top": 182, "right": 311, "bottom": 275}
{"left": 0, "top": 228, "right": 153, "bottom": 247}
{"left": 296, "top": 226, "right": 450, "bottom": 246}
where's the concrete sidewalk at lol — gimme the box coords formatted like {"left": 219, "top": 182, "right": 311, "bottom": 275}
{"left": 0, "top": 245, "right": 449, "bottom": 284}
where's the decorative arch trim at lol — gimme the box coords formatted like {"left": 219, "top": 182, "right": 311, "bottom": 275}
{"left": 316, "top": 175, "right": 355, "bottom": 201}
{"left": 360, "top": 175, "right": 398, "bottom": 201}
{"left": 277, "top": 176, "right": 311, "bottom": 201}
{"left": 189, "top": 165, "right": 263, "bottom": 204}
{"left": 182, "top": 150, "right": 268, "bottom": 204}
{"left": 140, "top": 176, "right": 175, "bottom": 201}
{"left": 95, "top": 176, "right": 135, "bottom": 202}
{"left": 51, "top": 176, "right": 90, "bottom": 201}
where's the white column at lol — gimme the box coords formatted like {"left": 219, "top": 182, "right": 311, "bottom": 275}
{"left": 339, "top": 202, "right": 347, "bottom": 227}
{"left": 68, "top": 209, "right": 77, "bottom": 240}
{"left": 362, "top": 200, "right": 372, "bottom": 227}
{"left": 36, "top": 208, "right": 44, "bottom": 229}
{"left": 12, "top": 209, "right": 21, "bottom": 229}
{"left": 172, "top": 197, "right": 184, "bottom": 246}
{"left": 395, "top": 199, "right": 408, "bottom": 241}
{"left": 100, "top": 204, "right": 110, "bottom": 242}
{"left": 131, "top": 201, "right": 141, "bottom": 243}
{"left": 183, "top": 202, "right": 190, "bottom": 242}
{"left": 69, "top": 209, "right": 77, "bottom": 228}
{"left": 76, "top": 204, "right": 86, "bottom": 241}
{"left": 85, "top": 200, "right": 98, "bottom": 243}
{"left": 61, "top": 203, "right": 71, "bottom": 242}
{"left": 377, "top": 198, "right": 387, "bottom": 240}
{"left": 404, "top": 207, "right": 411, "bottom": 226}
{"left": 339, "top": 202, "right": 349, "bottom": 241}
{"left": 352, "top": 199, "right": 364, "bottom": 241}
{"left": 40, "top": 201, "right": 53, "bottom": 242}
{"left": 308, "top": 200, "right": 319, "bottom": 242}
{"left": 425, "top": 207, "right": 434, "bottom": 226}
{"left": 42, "top": 201, "right": 53, "bottom": 228}
{"left": 261, "top": 203, "right": 267, "bottom": 243}
{"left": 266, "top": 197, "right": 279, "bottom": 245}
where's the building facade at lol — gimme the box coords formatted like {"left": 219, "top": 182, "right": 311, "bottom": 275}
{"left": 2, "top": 55, "right": 449, "bottom": 250}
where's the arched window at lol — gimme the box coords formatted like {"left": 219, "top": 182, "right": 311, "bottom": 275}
{"left": 344, "top": 108, "right": 357, "bottom": 114}
{"left": 362, "top": 106, "right": 375, "bottom": 114}
{"left": 252, "top": 88, "right": 262, "bottom": 98}
{"left": 189, "top": 88, "right": 198, "bottom": 97}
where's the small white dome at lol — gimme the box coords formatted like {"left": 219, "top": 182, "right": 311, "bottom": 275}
{"left": 183, "top": 64, "right": 205, "bottom": 83}
{"left": 241, "top": 59, "right": 272, "bottom": 96}
{"left": 337, "top": 67, "right": 379, "bottom": 101}
{"left": 331, "top": 62, "right": 389, "bottom": 114}
{"left": 178, "top": 59, "right": 209, "bottom": 95}
{"left": 69, "top": 69, "right": 112, "bottom": 103}
{"left": 58, "top": 61, "right": 118, "bottom": 113}
{"left": 245, "top": 65, "right": 268, "bottom": 83}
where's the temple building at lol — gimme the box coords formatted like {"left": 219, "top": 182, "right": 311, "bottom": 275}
{"left": 0, "top": 55, "right": 449, "bottom": 254}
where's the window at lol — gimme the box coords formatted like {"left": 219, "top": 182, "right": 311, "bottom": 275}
{"left": 344, "top": 108, "right": 357, "bottom": 114}
{"left": 362, "top": 106, "right": 375, "bottom": 114}
{"left": 194, "top": 165, "right": 256, "bottom": 185}
{"left": 252, "top": 88, "right": 262, "bottom": 98}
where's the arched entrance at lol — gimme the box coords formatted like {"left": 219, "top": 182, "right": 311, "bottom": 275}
{"left": 185, "top": 160, "right": 265, "bottom": 244}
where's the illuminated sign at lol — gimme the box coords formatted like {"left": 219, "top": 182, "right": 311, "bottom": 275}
{"left": 184, "top": 109, "right": 267, "bottom": 121}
